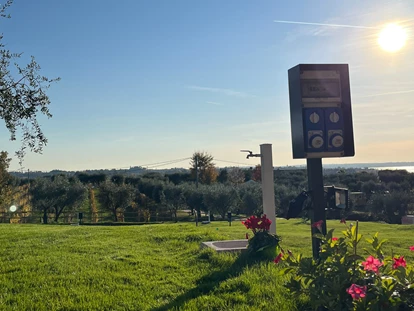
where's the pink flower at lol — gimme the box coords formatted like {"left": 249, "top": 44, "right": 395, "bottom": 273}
{"left": 347, "top": 284, "right": 367, "bottom": 300}
{"left": 332, "top": 237, "right": 338, "bottom": 241}
{"left": 392, "top": 256, "right": 407, "bottom": 269}
{"left": 311, "top": 220, "right": 324, "bottom": 230}
{"left": 362, "top": 256, "right": 383, "bottom": 274}
{"left": 273, "top": 253, "right": 283, "bottom": 264}
{"left": 410, "top": 246, "right": 414, "bottom": 251}
{"left": 340, "top": 218, "right": 346, "bottom": 224}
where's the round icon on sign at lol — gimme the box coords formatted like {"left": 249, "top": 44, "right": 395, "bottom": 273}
{"left": 309, "top": 112, "right": 320, "bottom": 124}
{"left": 329, "top": 112, "right": 340, "bottom": 123}
{"left": 330, "top": 134, "right": 344, "bottom": 148}
{"left": 310, "top": 135, "right": 324, "bottom": 149}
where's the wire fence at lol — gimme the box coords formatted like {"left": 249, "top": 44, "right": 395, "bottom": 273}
{"left": 0, "top": 210, "right": 202, "bottom": 224}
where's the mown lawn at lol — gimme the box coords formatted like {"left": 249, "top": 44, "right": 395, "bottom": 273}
{"left": 0, "top": 220, "right": 413, "bottom": 311}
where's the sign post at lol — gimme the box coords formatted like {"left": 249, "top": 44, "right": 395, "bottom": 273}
{"left": 288, "top": 64, "right": 354, "bottom": 258}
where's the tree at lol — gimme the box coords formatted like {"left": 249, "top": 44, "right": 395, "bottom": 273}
{"left": 361, "top": 180, "right": 378, "bottom": 199}
{"left": 29, "top": 178, "right": 52, "bottom": 224}
{"left": 203, "top": 184, "right": 238, "bottom": 219}
{"left": 88, "top": 185, "right": 98, "bottom": 223}
{"left": 97, "top": 181, "right": 134, "bottom": 221}
{"left": 369, "top": 192, "right": 413, "bottom": 224}
{"left": 160, "top": 186, "right": 186, "bottom": 221}
{"left": 166, "top": 172, "right": 191, "bottom": 185}
{"left": 52, "top": 178, "right": 86, "bottom": 222}
{"left": 227, "top": 167, "right": 246, "bottom": 186}
{"left": 1, "top": 1, "right": 60, "bottom": 163}
{"left": 180, "top": 183, "right": 207, "bottom": 219}
{"left": 111, "top": 174, "right": 125, "bottom": 185}
{"left": 274, "top": 184, "right": 298, "bottom": 216}
{"left": 29, "top": 176, "right": 86, "bottom": 223}
{"left": 239, "top": 183, "right": 263, "bottom": 216}
{"left": 0, "top": 151, "right": 13, "bottom": 210}
{"left": 189, "top": 151, "right": 218, "bottom": 185}
{"left": 378, "top": 170, "right": 409, "bottom": 184}
{"left": 217, "top": 169, "right": 228, "bottom": 183}
{"left": 252, "top": 165, "right": 262, "bottom": 182}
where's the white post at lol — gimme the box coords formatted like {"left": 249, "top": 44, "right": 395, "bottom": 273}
{"left": 260, "top": 144, "right": 276, "bottom": 234}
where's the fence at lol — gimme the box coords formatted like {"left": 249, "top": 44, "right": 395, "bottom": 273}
{"left": 0, "top": 210, "right": 200, "bottom": 224}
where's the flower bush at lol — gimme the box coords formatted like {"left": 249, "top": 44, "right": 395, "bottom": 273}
{"left": 277, "top": 220, "right": 414, "bottom": 310}
{"left": 242, "top": 215, "right": 280, "bottom": 256}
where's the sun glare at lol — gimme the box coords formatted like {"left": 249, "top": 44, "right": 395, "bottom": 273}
{"left": 378, "top": 23, "right": 407, "bottom": 52}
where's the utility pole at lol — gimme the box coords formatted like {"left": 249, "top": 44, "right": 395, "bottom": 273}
{"left": 195, "top": 156, "right": 199, "bottom": 189}
{"left": 195, "top": 155, "right": 199, "bottom": 226}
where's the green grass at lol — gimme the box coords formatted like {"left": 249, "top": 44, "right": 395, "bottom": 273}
{"left": 0, "top": 220, "right": 413, "bottom": 311}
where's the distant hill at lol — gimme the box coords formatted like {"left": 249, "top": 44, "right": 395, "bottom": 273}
{"left": 9, "top": 162, "right": 414, "bottom": 179}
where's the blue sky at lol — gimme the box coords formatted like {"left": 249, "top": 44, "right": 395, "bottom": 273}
{"left": 1, "top": 0, "right": 414, "bottom": 171}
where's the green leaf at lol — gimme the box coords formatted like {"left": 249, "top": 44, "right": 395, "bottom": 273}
{"left": 313, "top": 233, "right": 325, "bottom": 240}
{"left": 279, "top": 267, "right": 295, "bottom": 275}
{"left": 326, "top": 228, "right": 335, "bottom": 241}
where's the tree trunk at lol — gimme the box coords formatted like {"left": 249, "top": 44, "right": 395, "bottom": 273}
{"left": 43, "top": 209, "right": 48, "bottom": 224}
{"left": 54, "top": 207, "right": 60, "bottom": 222}
{"left": 113, "top": 208, "right": 118, "bottom": 222}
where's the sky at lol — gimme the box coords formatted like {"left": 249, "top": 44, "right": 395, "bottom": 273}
{"left": 1, "top": 0, "right": 414, "bottom": 171}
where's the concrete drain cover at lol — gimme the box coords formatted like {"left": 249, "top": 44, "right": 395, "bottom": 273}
{"left": 201, "top": 240, "right": 248, "bottom": 253}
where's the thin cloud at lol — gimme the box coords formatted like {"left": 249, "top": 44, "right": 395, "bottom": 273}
{"left": 276, "top": 18, "right": 378, "bottom": 43}
{"left": 273, "top": 20, "right": 378, "bottom": 30}
{"left": 187, "top": 85, "right": 254, "bottom": 98}
{"left": 206, "top": 101, "right": 223, "bottom": 106}
{"left": 356, "top": 89, "right": 414, "bottom": 98}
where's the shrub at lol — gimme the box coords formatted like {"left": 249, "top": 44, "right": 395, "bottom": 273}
{"left": 277, "top": 221, "right": 414, "bottom": 310}
{"left": 242, "top": 215, "right": 280, "bottom": 258}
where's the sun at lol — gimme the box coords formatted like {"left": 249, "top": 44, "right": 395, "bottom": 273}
{"left": 378, "top": 23, "right": 407, "bottom": 52}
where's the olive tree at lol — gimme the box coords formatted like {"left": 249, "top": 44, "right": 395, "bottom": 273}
{"left": 30, "top": 176, "right": 87, "bottom": 223}
{"left": 1, "top": 1, "right": 60, "bottom": 163}
{"left": 203, "top": 184, "right": 238, "bottom": 219}
{"left": 97, "top": 181, "right": 134, "bottom": 221}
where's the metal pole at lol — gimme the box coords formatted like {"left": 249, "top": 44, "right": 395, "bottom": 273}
{"left": 260, "top": 144, "right": 276, "bottom": 234}
{"left": 307, "top": 158, "right": 327, "bottom": 259}
{"left": 195, "top": 156, "right": 199, "bottom": 226}
{"left": 195, "top": 156, "right": 199, "bottom": 189}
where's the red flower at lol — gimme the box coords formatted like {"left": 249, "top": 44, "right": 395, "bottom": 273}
{"left": 362, "top": 255, "right": 383, "bottom": 274}
{"left": 332, "top": 237, "right": 338, "bottom": 241}
{"left": 392, "top": 256, "right": 407, "bottom": 269}
{"left": 273, "top": 253, "right": 283, "bottom": 264}
{"left": 346, "top": 284, "right": 367, "bottom": 300}
{"left": 410, "top": 246, "right": 414, "bottom": 251}
{"left": 311, "top": 220, "right": 324, "bottom": 231}
{"left": 340, "top": 218, "right": 346, "bottom": 224}
{"left": 245, "top": 233, "right": 249, "bottom": 239}
{"left": 259, "top": 216, "right": 272, "bottom": 231}
{"left": 243, "top": 215, "right": 272, "bottom": 233}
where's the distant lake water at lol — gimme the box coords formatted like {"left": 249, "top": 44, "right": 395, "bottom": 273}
{"left": 369, "top": 166, "right": 414, "bottom": 173}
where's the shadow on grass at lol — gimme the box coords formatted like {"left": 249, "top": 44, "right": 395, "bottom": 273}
{"left": 151, "top": 252, "right": 261, "bottom": 311}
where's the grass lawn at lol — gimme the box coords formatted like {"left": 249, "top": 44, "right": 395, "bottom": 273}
{"left": 0, "top": 220, "right": 413, "bottom": 311}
